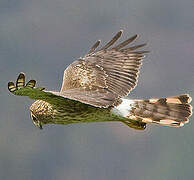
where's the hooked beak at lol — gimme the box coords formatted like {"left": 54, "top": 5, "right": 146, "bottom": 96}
{"left": 31, "top": 112, "right": 43, "bottom": 129}
{"left": 33, "top": 121, "right": 43, "bottom": 129}
{"left": 37, "top": 122, "right": 43, "bottom": 129}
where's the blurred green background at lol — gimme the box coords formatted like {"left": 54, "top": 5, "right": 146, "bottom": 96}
{"left": 1, "top": 0, "right": 194, "bottom": 179}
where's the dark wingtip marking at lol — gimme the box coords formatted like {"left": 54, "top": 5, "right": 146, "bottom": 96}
{"left": 26, "top": 80, "right": 36, "bottom": 88}
{"left": 178, "top": 95, "right": 191, "bottom": 104}
{"left": 119, "top": 29, "right": 124, "bottom": 33}
{"left": 157, "top": 98, "right": 167, "bottom": 105}
{"left": 101, "top": 31, "right": 123, "bottom": 50}
{"left": 116, "top": 30, "right": 123, "bottom": 38}
{"left": 88, "top": 40, "right": 101, "bottom": 54}
{"left": 113, "top": 34, "right": 138, "bottom": 50}
{"left": 16, "top": 73, "right": 25, "bottom": 88}
{"left": 8, "top": 82, "right": 16, "bottom": 92}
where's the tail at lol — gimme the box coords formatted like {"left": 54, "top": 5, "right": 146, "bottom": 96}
{"left": 114, "top": 94, "right": 192, "bottom": 127}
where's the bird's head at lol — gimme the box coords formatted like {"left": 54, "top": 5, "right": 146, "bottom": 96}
{"left": 30, "top": 100, "right": 54, "bottom": 129}
{"left": 30, "top": 111, "right": 43, "bottom": 129}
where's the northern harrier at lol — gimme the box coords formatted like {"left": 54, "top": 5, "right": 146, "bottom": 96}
{"left": 8, "top": 30, "right": 192, "bottom": 130}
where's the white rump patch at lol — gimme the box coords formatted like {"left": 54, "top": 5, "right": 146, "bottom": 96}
{"left": 111, "top": 98, "right": 135, "bottom": 117}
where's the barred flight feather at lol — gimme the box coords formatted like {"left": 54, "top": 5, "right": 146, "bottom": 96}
{"left": 113, "top": 94, "right": 192, "bottom": 127}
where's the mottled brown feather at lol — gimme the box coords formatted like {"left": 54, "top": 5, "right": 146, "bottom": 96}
{"left": 129, "top": 95, "right": 192, "bottom": 127}
{"left": 87, "top": 40, "right": 101, "bottom": 54}
{"left": 100, "top": 30, "right": 123, "bottom": 50}
{"left": 60, "top": 31, "right": 148, "bottom": 107}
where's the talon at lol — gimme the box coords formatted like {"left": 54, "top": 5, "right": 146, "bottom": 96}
{"left": 8, "top": 82, "right": 16, "bottom": 92}
{"left": 16, "top": 73, "right": 25, "bottom": 89}
{"left": 122, "top": 120, "right": 147, "bottom": 130}
{"left": 26, "top": 80, "right": 36, "bottom": 88}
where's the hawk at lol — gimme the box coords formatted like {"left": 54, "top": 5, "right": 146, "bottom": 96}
{"left": 8, "top": 30, "right": 192, "bottom": 130}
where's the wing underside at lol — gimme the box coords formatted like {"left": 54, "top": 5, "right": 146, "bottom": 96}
{"left": 60, "top": 31, "right": 148, "bottom": 107}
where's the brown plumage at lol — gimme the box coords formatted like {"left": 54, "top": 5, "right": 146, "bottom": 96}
{"left": 8, "top": 30, "right": 192, "bottom": 129}
{"left": 127, "top": 95, "right": 192, "bottom": 127}
{"left": 60, "top": 30, "right": 148, "bottom": 107}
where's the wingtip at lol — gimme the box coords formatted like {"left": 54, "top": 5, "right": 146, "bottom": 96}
{"left": 134, "top": 34, "right": 139, "bottom": 39}
{"left": 119, "top": 29, "right": 124, "bottom": 33}
{"left": 8, "top": 81, "right": 16, "bottom": 92}
{"left": 18, "top": 73, "right": 25, "bottom": 77}
{"left": 116, "top": 30, "right": 123, "bottom": 37}
{"left": 17, "top": 73, "right": 25, "bottom": 82}
{"left": 115, "top": 30, "right": 123, "bottom": 38}
{"left": 18, "top": 72, "right": 25, "bottom": 77}
{"left": 16, "top": 73, "right": 25, "bottom": 88}
{"left": 185, "top": 94, "right": 192, "bottom": 103}
{"left": 96, "top": 40, "right": 101, "bottom": 45}
{"left": 8, "top": 81, "right": 14, "bottom": 86}
{"left": 26, "top": 79, "right": 36, "bottom": 88}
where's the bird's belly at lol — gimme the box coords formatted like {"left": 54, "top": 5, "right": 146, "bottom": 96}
{"left": 47, "top": 103, "right": 127, "bottom": 125}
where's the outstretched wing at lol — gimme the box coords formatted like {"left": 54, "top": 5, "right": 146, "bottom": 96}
{"left": 8, "top": 73, "right": 61, "bottom": 104}
{"left": 54, "top": 88, "right": 119, "bottom": 107}
{"left": 60, "top": 30, "right": 149, "bottom": 107}
{"left": 8, "top": 31, "right": 149, "bottom": 108}
{"left": 8, "top": 73, "right": 116, "bottom": 108}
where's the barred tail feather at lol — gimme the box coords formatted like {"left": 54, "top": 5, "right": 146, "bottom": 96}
{"left": 114, "top": 94, "right": 192, "bottom": 127}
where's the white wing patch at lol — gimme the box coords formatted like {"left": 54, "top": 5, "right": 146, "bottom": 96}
{"left": 111, "top": 98, "right": 135, "bottom": 117}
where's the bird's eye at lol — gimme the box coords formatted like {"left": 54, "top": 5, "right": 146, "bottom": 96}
{"left": 31, "top": 114, "right": 37, "bottom": 121}
{"left": 31, "top": 113, "right": 43, "bottom": 129}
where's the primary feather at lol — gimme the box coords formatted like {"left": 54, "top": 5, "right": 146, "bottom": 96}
{"left": 8, "top": 31, "right": 192, "bottom": 129}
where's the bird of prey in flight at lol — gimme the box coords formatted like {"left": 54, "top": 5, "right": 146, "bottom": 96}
{"left": 8, "top": 30, "right": 192, "bottom": 130}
